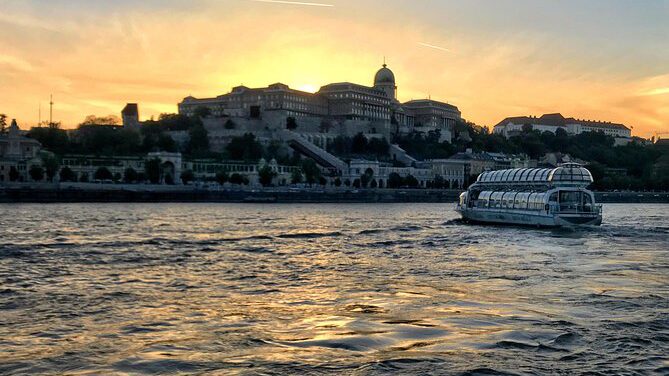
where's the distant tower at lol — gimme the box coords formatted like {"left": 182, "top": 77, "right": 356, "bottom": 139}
{"left": 373, "top": 62, "right": 397, "bottom": 101}
{"left": 7, "top": 119, "right": 21, "bottom": 159}
{"left": 49, "top": 94, "right": 53, "bottom": 125}
{"left": 122, "top": 103, "right": 140, "bottom": 130}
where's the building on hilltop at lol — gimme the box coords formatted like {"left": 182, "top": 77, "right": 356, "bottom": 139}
{"left": 177, "top": 64, "right": 462, "bottom": 143}
{"left": 0, "top": 119, "right": 42, "bottom": 182}
{"left": 121, "top": 103, "right": 140, "bottom": 130}
{"left": 493, "top": 113, "right": 632, "bottom": 144}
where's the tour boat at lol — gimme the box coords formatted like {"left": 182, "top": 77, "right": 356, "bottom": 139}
{"left": 456, "top": 163, "right": 602, "bottom": 227}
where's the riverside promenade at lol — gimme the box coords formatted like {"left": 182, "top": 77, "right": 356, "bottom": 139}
{"left": 1, "top": 183, "right": 668, "bottom": 204}
{"left": 0, "top": 183, "right": 462, "bottom": 203}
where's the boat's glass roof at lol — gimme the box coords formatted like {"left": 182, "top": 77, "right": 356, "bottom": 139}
{"left": 476, "top": 164, "right": 593, "bottom": 185}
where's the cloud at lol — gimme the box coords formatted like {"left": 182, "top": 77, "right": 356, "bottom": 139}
{"left": 0, "top": 55, "right": 36, "bottom": 72}
{"left": 639, "top": 87, "right": 669, "bottom": 97}
{"left": 0, "top": 1, "right": 667, "bottom": 137}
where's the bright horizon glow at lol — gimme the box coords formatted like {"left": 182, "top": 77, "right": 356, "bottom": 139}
{"left": 249, "top": 0, "right": 334, "bottom": 7}
{"left": 0, "top": 0, "right": 667, "bottom": 137}
{"left": 297, "top": 84, "right": 318, "bottom": 93}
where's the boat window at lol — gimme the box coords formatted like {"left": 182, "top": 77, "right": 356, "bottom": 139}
{"left": 501, "top": 170, "right": 511, "bottom": 181}
{"left": 527, "top": 193, "right": 535, "bottom": 210}
{"left": 559, "top": 191, "right": 580, "bottom": 203}
{"left": 559, "top": 190, "right": 582, "bottom": 212}
{"left": 533, "top": 169, "right": 546, "bottom": 181}
{"left": 509, "top": 169, "right": 522, "bottom": 181}
{"left": 530, "top": 168, "right": 542, "bottom": 181}
{"left": 539, "top": 169, "right": 551, "bottom": 181}
{"left": 520, "top": 169, "right": 531, "bottom": 181}
{"left": 583, "top": 193, "right": 593, "bottom": 212}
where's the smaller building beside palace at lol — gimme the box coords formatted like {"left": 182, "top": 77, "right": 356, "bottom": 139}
{"left": 493, "top": 113, "right": 632, "bottom": 144}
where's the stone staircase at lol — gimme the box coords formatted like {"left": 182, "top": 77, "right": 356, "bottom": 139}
{"left": 278, "top": 130, "right": 348, "bottom": 174}
{"left": 389, "top": 144, "right": 418, "bottom": 166}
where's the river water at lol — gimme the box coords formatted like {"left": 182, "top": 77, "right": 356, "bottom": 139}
{"left": 0, "top": 203, "right": 667, "bottom": 375}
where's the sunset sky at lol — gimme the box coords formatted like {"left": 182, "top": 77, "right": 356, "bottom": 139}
{"left": 1, "top": 0, "right": 668, "bottom": 137}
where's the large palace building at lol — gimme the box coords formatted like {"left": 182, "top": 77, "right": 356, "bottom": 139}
{"left": 178, "top": 64, "right": 462, "bottom": 141}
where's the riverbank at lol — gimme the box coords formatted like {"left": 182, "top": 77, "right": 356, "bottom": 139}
{"left": 1, "top": 184, "right": 668, "bottom": 203}
{"left": 0, "top": 183, "right": 461, "bottom": 203}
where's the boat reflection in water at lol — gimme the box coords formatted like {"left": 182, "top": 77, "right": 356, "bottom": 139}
{"left": 457, "top": 163, "right": 602, "bottom": 227}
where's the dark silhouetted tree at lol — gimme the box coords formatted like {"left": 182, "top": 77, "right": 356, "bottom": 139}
{"left": 157, "top": 133, "right": 177, "bottom": 152}
{"left": 286, "top": 117, "right": 298, "bottom": 130}
{"left": 300, "top": 159, "right": 321, "bottom": 186}
{"left": 404, "top": 174, "right": 419, "bottom": 188}
{"left": 59, "top": 166, "right": 76, "bottom": 182}
{"left": 145, "top": 158, "right": 162, "bottom": 184}
{"left": 80, "top": 115, "right": 121, "bottom": 126}
{"left": 9, "top": 166, "right": 19, "bottom": 182}
{"left": 188, "top": 124, "right": 209, "bottom": 156}
{"left": 229, "top": 173, "right": 247, "bottom": 185}
{"left": 94, "top": 167, "right": 113, "bottom": 181}
{"left": 181, "top": 169, "right": 194, "bottom": 184}
{"left": 0, "top": 114, "right": 7, "bottom": 133}
{"left": 216, "top": 170, "right": 229, "bottom": 185}
{"left": 351, "top": 133, "right": 368, "bottom": 154}
{"left": 258, "top": 165, "right": 276, "bottom": 187}
{"left": 124, "top": 167, "right": 138, "bottom": 183}
{"left": 226, "top": 133, "right": 263, "bottom": 161}
{"left": 42, "top": 155, "right": 60, "bottom": 182}
{"left": 29, "top": 165, "right": 44, "bottom": 181}
{"left": 291, "top": 170, "right": 303, "bottom": 184}
{"left": 388, "top": 172, "right": 403, "bottom": 188}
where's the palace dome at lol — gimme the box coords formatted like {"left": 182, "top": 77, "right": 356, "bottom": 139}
{"left": 374, "top": 64, "right": 395, "bottom": 85}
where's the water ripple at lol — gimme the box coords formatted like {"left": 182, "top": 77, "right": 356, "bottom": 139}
{"left": 0, "top": 203, "right": 667, "bottom": 374}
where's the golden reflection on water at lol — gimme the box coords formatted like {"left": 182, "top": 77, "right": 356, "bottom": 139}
{"left": 0, "top": 204, "right": 668, "bottom": 374}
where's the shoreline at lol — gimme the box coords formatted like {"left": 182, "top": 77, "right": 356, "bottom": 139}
{"left": 1, "top": 184, "right": 668, "bottom": 204}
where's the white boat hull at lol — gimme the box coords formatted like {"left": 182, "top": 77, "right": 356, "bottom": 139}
{"left": 457, "top": 207, "right": 602, "bottom": 227}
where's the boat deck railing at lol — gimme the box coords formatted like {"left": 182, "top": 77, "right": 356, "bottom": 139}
{"left": 549, "top": 203, "right": 602, "bottom": 215}
{"left": 462, "top": 202, "right": 602, "bottom": 216}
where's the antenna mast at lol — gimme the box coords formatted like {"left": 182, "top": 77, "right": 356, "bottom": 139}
{"left": 49, "top": 94, "right": 53, "bottom": 125}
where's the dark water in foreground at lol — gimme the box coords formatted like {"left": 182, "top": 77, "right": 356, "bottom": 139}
{"left": 0, "top": 204, "right": 668, "bottom": 375}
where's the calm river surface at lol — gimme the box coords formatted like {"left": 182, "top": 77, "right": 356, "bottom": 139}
{"left": 0, "top": 203, "right": 668, "bottom": 375}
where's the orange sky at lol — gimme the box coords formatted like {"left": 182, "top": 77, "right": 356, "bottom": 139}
{"left": 1, "top": 0, "right": 668, "bottom": 137}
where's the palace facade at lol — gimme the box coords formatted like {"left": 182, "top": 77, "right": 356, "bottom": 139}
{"left": 178, "top": 64, "right": 462, "bottom": 142}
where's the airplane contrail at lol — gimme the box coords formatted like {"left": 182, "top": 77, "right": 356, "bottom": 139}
{"left": 418, "top": 42, "right": 454, "bottom": 53}
{"left": 249, "top": 0, "right": 334, "bottom": 7}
